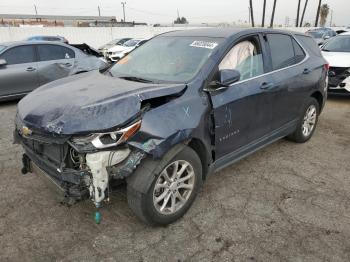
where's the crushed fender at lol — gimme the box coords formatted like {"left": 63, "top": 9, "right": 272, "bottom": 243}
{"left": 106, "top": 150, "right": 146, "bottom": 179}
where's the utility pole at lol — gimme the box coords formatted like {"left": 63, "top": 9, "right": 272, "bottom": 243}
{"left": 270, "top": 0, "right": 277, "bottom": 28}
{"left": 98, "top": 6, "right": 101, "bottom": 16}
{"left": 34, "top": 4, "right": 38, "bottom": 15}
{"left": 315, "top": 0, "right": 322, "bottom": 27}
{"left": 249, "top": 0, "right": 254, "bottom": 27}
{"left": 262, "top": 0, "right": 266, "bottom": 27}
{"left": 121, "top": 2, "right": 126, "bottom": 22}
{"left": 296, "top": 0, "right": 301, "bottom": 27}
{"left": 299, "top": 0, "right": 309, "bottom": 27}
{"left": 329, "top": 9, "right": 333, "bottom": 26}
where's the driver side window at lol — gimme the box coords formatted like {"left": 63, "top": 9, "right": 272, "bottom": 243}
{"left": 219, "top": 36, "right": 264, "bottom": 81}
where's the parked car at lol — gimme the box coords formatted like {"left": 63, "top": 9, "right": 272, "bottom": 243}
{"left": 15, "top": 28, "right": 328, "bottom": 225}
{"left": 107, "top": 39, "right": 148, "bottom": 62}
{"left": 321, "top": 32, "right": 350, "bottom": 95}
{"left": 0, "top": 41, "right": 108, "bottom": 101}
{"left": 26, "top": 35, "right": 69, "bottom": 44}
{"left": 306, "top": 27, "right": 337, "bottom": 45}
{"left": 98, "top": 38, "right": 132, "bottom": 57}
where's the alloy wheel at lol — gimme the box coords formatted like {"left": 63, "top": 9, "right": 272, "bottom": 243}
{"left": 302, "top": 104, "right": 317, "bottom": 137}
{"left": 153, "top": 160, "right": 195, "bottom": 215}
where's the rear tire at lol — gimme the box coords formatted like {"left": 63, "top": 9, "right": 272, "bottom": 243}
{"left": 288, "top": 97, "right": 319, "bottom": 143}
{"left": 127, "top": 146, "right": 202, "bottom": 225}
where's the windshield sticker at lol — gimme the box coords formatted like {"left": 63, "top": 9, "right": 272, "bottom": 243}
{"left": 190, "top": 41, "right": 218, "bottom": 49}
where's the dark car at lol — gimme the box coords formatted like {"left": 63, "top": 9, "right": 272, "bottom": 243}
{"left": 26, "top": 35, "right": 69, "bottom": 44}
{"left": 306, "top": 27, "right": 337, "bottom": 45}
{"left": 0, "top": 41, "right": 108, "bottom": 101}
{"left": 15, "top": 28, "right": 328, "bottom": 225}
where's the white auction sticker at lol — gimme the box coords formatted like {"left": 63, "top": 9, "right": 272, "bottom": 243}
{"left": 190, "top": 41, "right": 218, "bottom": 49}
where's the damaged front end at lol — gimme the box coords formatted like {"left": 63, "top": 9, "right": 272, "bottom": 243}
{"left": 15, "top": 116, "right": 146, "bottom": 207}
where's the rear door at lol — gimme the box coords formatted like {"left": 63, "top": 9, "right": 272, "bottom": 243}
{"left": 264, "top": 33, "right": 308, "bottom": 130}
{"left": 210, "top": 34, "right": 273, "bottom": 159}
{"left": 0, "top": 45, "right": 38, "bottom": 97}
{"left": 36, "top": 44, "right": 75, "bottom": 85}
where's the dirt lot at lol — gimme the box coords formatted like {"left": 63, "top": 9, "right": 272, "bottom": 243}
{"left": 0, "top": 97, "right": 349, "bottom": 262}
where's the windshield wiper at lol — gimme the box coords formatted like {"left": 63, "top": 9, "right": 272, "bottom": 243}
{"left": 118, "top": 76, "right": 154, "bottom": 83}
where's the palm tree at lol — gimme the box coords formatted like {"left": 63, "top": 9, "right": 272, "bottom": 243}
{"left": 296, "top": 0, "right": 301, "bottom": 27}
{"left": 249, "top": 0, "right": 255, "bottom": 27}
{"left": 299, "top": 0, "right": 309, "bottom": 27}
{"left": 315, "top": 0, "right": 322, "bottom": 26}
{"left": 262, "top": 0, "right": 267, "bottom": 27}
{"left": 319, "top": 4, "right": 330, "bottom": 27}
{"left": 270, "top": 0, "right": 277, "bottom": 27}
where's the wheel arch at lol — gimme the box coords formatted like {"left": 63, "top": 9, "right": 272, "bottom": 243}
{"left": 188, "top": 138, "right": 212, "bottom": 181}
{"left": 310, "top": 91, "right": 324, "bottom": 111}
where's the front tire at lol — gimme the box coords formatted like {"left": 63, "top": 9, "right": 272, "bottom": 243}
{"left": 127, "top": 146, "right": 202, "bottom": 225}
{"left": 288, "top": 97, "right": 319, "bottom": 143}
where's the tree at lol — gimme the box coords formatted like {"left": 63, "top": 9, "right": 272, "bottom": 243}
{"left": 296, "top": 0, "right": 301, "bottom": 27}
{"left": 299, "top": 0, "right": 309, "bottom": 27}
{"left": 315, "top": 0, "right": 322, "bottom": 26}
{"left": 249, "top": 0, "right": 255, "bottom": 27}
{"left": 174, "top": 16, "right": 188, "bottom": 24}
{"left": 270, "top": 0, "right": 277, "bottom": 27}
{"left": 319, "top": 4, "right": 330, "bottom": 27}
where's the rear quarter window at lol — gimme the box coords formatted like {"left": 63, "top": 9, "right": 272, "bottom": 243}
{"left": 295, "top": 34, "right": 322, "bottom": 57}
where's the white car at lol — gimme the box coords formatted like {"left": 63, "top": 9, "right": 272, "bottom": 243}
{"left": 321, "top": 32, "right": 350, "bottom": 95}
{"left": 107, "top": 39, "right": 148, "bottom": 62}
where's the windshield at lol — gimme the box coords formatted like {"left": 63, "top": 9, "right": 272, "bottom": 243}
{"left": 308, "top": 31, "right": 324, "bottom": 38}
{"left": 123, "top": 39, "right": 140, "bottom": 47}
{"left": 109, "top": 36, "right": 223, "bottom": 82}
{"left": 0, "top": 45, "right": 6, "bottom": 52}
{"left": 322, "top": 36, "right": 350, "bottom": 52}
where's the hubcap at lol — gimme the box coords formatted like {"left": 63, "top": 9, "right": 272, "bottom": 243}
{"left": 302, "top": 105, "right": 317, "bottom": 137}
{"left": 153, "top": 160, "right": 195, "bottom": 215}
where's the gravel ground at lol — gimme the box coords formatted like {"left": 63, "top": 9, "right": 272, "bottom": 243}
{"left": 0, "top": 97, "right": 349, "bottom": 262}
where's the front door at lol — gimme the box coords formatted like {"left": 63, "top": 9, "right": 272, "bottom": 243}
{"left": 209, "top": 34, "right": 273, "bottom": 159}
{"left": 0, "top": 45, "right": 38, "bottom": 97}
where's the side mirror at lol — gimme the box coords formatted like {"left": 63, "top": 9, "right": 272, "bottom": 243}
{"left": 0, "top": 59, "right": 7, "bottom": 67}
{"left": 217, "top": 69, "right": 241, "bottom": 87}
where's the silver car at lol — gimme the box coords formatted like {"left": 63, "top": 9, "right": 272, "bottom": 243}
{"left": 0, "top": 41, "right": 108, "bottom": 101}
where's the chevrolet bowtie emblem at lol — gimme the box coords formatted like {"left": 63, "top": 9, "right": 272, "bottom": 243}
{"left": 21, "top": 126, "right": 32, "bottom": 136}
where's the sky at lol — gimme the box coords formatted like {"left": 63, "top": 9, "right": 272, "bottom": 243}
{"left": 0, "top": 0, "right": 348, "bottom": 26}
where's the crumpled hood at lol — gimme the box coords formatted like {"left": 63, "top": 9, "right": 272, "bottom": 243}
{"left": 18, "top": 71, "right": 186, "bottom": 135}
{"left": 322, "top": 51, "right": 350, "bottom": 67}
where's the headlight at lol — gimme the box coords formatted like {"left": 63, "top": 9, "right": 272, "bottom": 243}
{"left": 70, "top": 120, "right": 141, "bottom": 151}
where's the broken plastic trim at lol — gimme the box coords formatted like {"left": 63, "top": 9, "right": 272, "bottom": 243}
{"left": 106, "top": 150, "right": 146, "bottom": 179}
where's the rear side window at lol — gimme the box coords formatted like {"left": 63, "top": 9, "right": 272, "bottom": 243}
{"left": 292, "top": 39, "right": 306, "bottom": 64}
{"left": 295, "top": 34, "right": 322, "bottom": 57}
{"left": 0, "top": 45, "right": 35, "bottom": 65}
{"left": 37, "top": 44, "right": 75, "bottom": 61}
{"left": 266, "top": 34, "right": 295, "bottom": 70}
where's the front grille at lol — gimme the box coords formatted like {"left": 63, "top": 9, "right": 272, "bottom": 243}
{"left": 22, "top": 138, "right": 68, "bottom": 166}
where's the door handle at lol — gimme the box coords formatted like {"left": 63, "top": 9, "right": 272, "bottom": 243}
{"left": 26, "top": 67, "right": 36, "bottom": 72}
{"left": 303, "top": 68, "right": 311, "bottom": 74}
{"left": 260, "top": 82, "right": 275, "bottom": 90}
